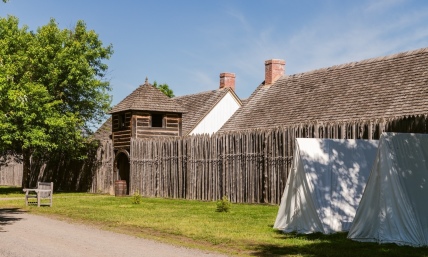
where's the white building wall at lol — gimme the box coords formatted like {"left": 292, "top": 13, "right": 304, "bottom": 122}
{"left": 190, "top": 93, "right": 240, "bottom": 135}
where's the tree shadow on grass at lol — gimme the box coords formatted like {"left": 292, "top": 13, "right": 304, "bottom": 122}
{"left": 0, "top": 208, "right": 25, "bottom": 232}
{"left": 250, "top": 230, "right": 428, "bottom": 257}
{"left": 0, "top": 186, "right": 23, "bottom": 195}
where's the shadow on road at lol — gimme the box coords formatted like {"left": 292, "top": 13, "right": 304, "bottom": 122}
{"left": 0, "top": 208, "right": 25, "bottom": 232}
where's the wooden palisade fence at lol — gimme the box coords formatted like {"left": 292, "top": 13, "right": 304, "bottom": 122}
{"left": 91, "top": 140, "right": 115, "bottom": 194}
{"left": 129, "top": 129, "right": 293, "bottom": 204}
{"left": 0, "top": 160, "right": 23, "bottom": 187}
{"left": 124, "top": 116, "right": 428, "bottom": 204}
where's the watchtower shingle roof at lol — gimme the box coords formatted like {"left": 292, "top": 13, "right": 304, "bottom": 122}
{"left": 220, "top": 47, "right": 428, "bottom": 132}
{"left": 109, "top": 82, "right": 186, "bottom": 114}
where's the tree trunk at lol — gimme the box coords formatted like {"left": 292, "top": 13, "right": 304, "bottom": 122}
{"left": 22, "top": 149, "right": 32, "bottom": 188}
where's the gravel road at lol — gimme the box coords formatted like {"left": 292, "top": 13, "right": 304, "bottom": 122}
{"left": 0, "top": 208, "right": 229, "bottom": 257}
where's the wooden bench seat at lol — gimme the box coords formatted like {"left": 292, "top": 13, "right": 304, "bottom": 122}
{"left": 23, "top": 182, "right": 53, "bottom": 207}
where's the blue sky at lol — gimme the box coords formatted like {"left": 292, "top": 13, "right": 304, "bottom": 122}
{"left": 1, "top": 0, "right": 428, "bottom": 108}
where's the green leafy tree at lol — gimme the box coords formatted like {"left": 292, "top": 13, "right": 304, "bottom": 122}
{"left": 153, "top": 81, "right": 175, "bottom": 98}
{"left": 0, "top": 16, "right": 113, "bottom": 187}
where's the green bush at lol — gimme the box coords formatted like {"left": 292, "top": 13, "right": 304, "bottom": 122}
{"left": 132, "top": 190, "right": 142, "bottom": 204}
{"left": 216, "top": 195, "right": 231, "bottom": 212}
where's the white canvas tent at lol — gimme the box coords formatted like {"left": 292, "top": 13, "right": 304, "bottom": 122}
{"left": 348, "top": 133, "right": 428, "bottom": 247}
{"left": 274, "top": 138, "right": 378, "bottom": 234}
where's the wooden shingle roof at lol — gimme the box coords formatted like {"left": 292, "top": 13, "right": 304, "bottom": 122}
{"left": 109, "top": 82, "right": 186, "bottom": 114}
{"left": 93, "top": 117, "right": 112, "bottom": 141}
{"left": 220, "top": 47, "right": 428, "bottom": 132}
{"left": 174, "top": 88, "right": 239, "bottom": 135}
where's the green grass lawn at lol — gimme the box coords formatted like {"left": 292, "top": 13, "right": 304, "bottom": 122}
{"left": 1, "top": 186, "right": 428, "bottom": 257}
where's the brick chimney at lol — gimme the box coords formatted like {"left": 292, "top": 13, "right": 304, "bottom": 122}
{"left": 265, "top": 59, "right": 285, "bottom": 85}
{"left": 219, "top": 72, "right": 235, "bottom": 91}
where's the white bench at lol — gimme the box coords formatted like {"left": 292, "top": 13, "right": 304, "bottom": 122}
{"left": 23, "top": 182, "right": 53, "bottom": 207}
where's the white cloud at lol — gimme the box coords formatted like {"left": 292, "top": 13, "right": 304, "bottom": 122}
{"left": 277, "top": 1, "right": 428, "bottom": 74}
{"left": 179, "top": 70, "right": 217, "bottom": 95}
{"left": 364, "top": 0, "right": 406, "bottom": 12}
{"left": 225, "top": 9, "right": 252, "bottom": 33}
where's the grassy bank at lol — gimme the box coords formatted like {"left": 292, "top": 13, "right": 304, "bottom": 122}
{"left": 1, "top": 186, "right": 427, "bottom": 257}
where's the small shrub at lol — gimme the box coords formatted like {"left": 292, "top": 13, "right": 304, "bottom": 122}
{"left": 132, "top": 190, "right": 142, "bottom": 204}
{"left": 216, "top": 195, "right": 231, "bottom": 212}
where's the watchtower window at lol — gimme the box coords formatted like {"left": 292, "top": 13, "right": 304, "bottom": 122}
{"left": 119, "top": 114, "right": 126, "bottom": 129}
{"left": 152, "top": 114, "right": 163, "bottom": 127}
